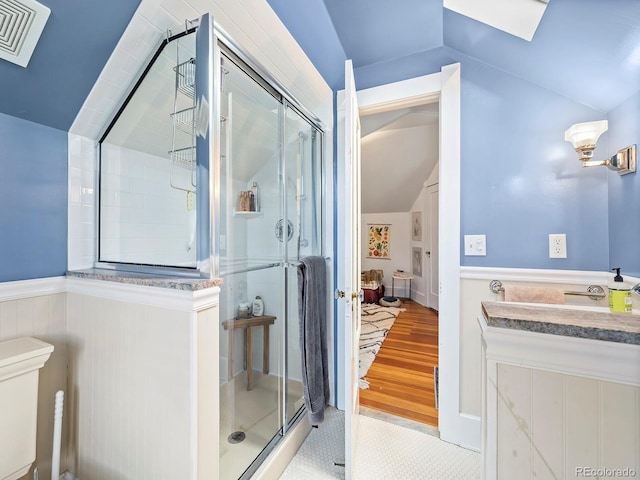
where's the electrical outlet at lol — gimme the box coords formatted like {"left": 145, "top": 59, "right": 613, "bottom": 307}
{"left": 549, "top": 234, "right": 567, "bottom": 258}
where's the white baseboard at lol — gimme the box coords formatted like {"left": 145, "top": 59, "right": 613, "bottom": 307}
{"left": 459, "top": 413, "right": 481, "bottom": 452}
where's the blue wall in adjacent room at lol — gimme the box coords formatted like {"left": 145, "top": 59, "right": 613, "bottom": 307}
{"left": 0, "top": 113, "right": 68, "bottom": 282}
{"left": 607, "top": 90, "right": 640, "bottom": 277}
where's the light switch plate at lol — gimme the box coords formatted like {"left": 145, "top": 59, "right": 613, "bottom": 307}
{"left": 464, "top": 234, "right": 486, "bottom": 256}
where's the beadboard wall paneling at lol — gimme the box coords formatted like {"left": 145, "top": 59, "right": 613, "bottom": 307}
{"left": 460, "top": 269, "right": 624, "bottom": 418}
{"left": 66, "top": 293, "right": 193, "bottom": 479}
{"left": 496, "top": 364, "right": 640, "bottom": 479}
{"left": 65, "top": 288, "right": 219, "bottom": 480}
{"left": 0, "top": 292, "right": 69, "bottom": 480}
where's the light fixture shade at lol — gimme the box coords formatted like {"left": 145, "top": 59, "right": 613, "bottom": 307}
{"left": 564, "top": 120, "right": 608, "bottom": 148}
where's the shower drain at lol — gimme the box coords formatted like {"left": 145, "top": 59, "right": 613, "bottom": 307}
{"left": 228, "top": 431, "right": 246, "bottom": 444}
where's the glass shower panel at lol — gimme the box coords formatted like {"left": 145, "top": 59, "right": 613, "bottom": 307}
{"left": 283, "top": 106, "right": 323, "bottom": 426}
{"left": 283, "top": 106, "right": 323, "bottom": 262}
{"left": 218, "top": 46, "right": 285, "bottom": 480}
{"left": 218, "top": 50, "right": 283, "bottom": 274}
{"left": 99, "top": 32, "right": 198, "bottom": 268}
{"left": 219, "top": 266, "right": 285, "bottom": 480}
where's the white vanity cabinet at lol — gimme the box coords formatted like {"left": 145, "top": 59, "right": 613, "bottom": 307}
{"left": 479, "top": 302, "right": 640, "bottom": 480}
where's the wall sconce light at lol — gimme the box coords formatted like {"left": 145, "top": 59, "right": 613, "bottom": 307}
{"left": 564, "top": 120, "right": 636, "bottom": 175}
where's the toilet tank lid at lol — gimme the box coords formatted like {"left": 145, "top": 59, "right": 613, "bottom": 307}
{"left": 0, "top": 336, "right": 54, "bottom": 369}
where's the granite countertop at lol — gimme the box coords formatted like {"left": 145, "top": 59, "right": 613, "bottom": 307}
{"left": 67, "top": 269, "right": 223, "bottom": 291}
{"left": 481, "top": 301, "right": 640, "bottom": 345}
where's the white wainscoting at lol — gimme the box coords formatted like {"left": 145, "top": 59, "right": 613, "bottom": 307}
{"left": 458, "top": 266, "right": 638, "bottom": 454}
{"left": 479, "top": 312, "right": 640, "bottom": 480}
{"left": 65, "top": 281, "right": 219, "bottom": 480}
{"left": 0, "top": 277, "right": 68, "bottom": 480}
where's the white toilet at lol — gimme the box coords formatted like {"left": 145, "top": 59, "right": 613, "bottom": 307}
{"left": 0, "top": 337, "right": 54, "bottom": 480}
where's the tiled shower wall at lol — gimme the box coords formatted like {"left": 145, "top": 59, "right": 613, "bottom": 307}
{"left": 100, "top": 144, "right": 195, "bottom": 267}
{"left": 69, "top": 137, "right": 195, "bottom": 270}
{"left": 68, "top": 134, "right": 97, "bottom": 271}
{"left": 0, "top": 285, "right": 69, "bottom": 480}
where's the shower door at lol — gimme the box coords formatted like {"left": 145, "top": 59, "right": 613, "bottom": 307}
{"left": 216, "top": 42, "right": 323, "bottom": 480}
{"left": 283, "top": 103, "right": 324, "bottom": 428}
{"left": 217, "top": 45, "right": 285, "bottom": 480}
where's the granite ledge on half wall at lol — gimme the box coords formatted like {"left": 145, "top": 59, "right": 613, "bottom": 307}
{"left": 67, "top": 268, "right": 223, "bottom": 291}
{"left": 481, "top": 301, "right": 640, "bottom": 345}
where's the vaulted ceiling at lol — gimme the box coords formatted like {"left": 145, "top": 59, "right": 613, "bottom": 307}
{"left": 0, "top": 0, "right": 141, "bottom": 131}
{"left": 0, "top": 0, "right": 637, "bottom": 134}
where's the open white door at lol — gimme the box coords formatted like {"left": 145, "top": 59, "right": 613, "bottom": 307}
{"left": 338, "top": 59, "right": 361, "bottom": 479}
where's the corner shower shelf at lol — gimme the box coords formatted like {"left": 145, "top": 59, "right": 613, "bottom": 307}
{"left": 233, "top": 210, "right": 263, "bottom": 218}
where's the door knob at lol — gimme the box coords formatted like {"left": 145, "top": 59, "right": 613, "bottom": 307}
{"left": 426, "top": 251, "right": 431, "bottom": 256}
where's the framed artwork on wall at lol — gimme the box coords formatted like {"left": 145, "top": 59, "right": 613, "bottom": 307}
{"left": 412, "top": 247, "right": 422, "bottom": 277}
{"left": 412, "top": 211, "right": 422, "bottom": 241}
{"left": 367, "top": 224, "right": 391, "bottom": 259}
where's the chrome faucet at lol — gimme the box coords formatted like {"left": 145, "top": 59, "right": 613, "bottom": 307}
{"left": 633, "top": 283, "right": 640, "bottom": 296}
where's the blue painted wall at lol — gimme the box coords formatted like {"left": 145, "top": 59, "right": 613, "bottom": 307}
{"left": 268, "top": 5, "right": 619, "bottom": 273}
{"left": 607, "top": 90, "right": 640, "bottom": 277}
{"left": 0, "top": 113, "right": 68, "bottom": 282}
{"left": 458, "top": 58, "right": 609, "bottom": 270}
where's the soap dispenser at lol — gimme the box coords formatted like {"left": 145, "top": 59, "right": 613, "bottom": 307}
{"left": 608, "top": 268, "right": 632, "bottom": 314}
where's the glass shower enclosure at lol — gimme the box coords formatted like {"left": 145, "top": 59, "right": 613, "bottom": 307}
{"left": 217, "top": 45, "right": 323, "bottom": 479}
{"left": 97, "top": 14, "right": 325, "bottom": 480}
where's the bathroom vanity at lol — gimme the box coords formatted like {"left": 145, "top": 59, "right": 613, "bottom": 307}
{"left": 478, "top": 302, "right": 640, "bottom": 479}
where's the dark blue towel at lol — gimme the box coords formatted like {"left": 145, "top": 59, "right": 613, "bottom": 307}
{"left": 297, "top": 256, "right": 329, "bottom": 425}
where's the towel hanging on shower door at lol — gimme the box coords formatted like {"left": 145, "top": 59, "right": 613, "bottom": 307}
{"left": 297, "top": 256, "right": 329, "bottom": 425}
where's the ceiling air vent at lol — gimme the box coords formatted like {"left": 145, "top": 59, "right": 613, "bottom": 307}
{"left": 0, "top": 0, "right": 50, "bottom": 67}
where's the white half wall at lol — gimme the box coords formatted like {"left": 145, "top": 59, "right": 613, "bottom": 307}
{"left": 65, "top": 280, "right": 220, "bottom": 479}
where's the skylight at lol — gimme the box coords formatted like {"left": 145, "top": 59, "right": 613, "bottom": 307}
{"left": 444, "top": 0, "right": 549, "bottom": 42}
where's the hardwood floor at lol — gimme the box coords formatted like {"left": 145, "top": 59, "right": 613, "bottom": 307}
{"left": 359, "top": 299, "right": 439, "bottom": 427}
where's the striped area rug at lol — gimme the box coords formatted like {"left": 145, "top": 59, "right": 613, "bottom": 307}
{"left": 359, "top": 303, "right": 405, "bottom": 389}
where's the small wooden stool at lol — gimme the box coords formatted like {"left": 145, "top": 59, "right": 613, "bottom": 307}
{"left": 222, "top": 315, "right": 276, "bottom": 390}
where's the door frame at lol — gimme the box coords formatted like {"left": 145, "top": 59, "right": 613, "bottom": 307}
{"left": 347, "top": 63, "right": 464, "bottom": 447}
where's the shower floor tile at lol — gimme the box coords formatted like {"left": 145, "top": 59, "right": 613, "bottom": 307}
{"left": 220, "top": 371, "right": 303, "bottom": 480}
